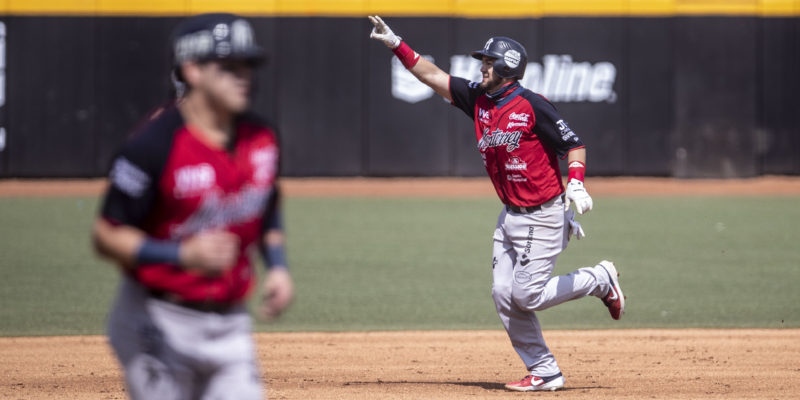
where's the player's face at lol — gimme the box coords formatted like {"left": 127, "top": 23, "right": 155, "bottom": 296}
{"left": 479, "top": 56, "right": 503, "bottom": 92}
{"left": 197, "top": 59, "right": 254, "bottom": 113}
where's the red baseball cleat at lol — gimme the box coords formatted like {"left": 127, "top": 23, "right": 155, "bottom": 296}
{"left": 504, "top": 373, "right": 565, "bottom": 392}
{"left": 599, "top": 260, "right": 625, "bottom": 320}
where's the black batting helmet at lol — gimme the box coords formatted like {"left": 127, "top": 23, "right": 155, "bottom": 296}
{"left": 471, "top": 36, "right": 528, "bottom": 79}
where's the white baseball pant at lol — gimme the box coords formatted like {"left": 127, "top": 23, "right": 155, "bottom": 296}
{"left": 491, "top": 195, "right": 612, "bottom": 377}
{"left": 107, "top": 278, "right": 264, "bottom": 400}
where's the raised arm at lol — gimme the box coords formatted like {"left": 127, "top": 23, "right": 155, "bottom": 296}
{"left": 368, "top": 16, "right": 452, "bottom": 101}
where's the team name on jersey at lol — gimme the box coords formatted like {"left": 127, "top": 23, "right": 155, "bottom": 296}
{"left": 478, "top": 128, "right": 522, "bottom": 152}
{"left": 170, "top": 185, "right": 270, "bottom": 238}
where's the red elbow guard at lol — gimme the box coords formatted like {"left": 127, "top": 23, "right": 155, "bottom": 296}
{"left": 392, "top": 41, "right": 420, "bottom": 69}
{"left": 568, "top": 160, "right": 586, "bottom": 182}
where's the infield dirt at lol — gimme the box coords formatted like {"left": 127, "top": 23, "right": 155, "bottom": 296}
{"left": 1, "top": 329, "right": 799, "bottom": 399}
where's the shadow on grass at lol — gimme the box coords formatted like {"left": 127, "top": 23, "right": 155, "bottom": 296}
{"left": 343, "top": 380, "right": 610, "bottom": 392}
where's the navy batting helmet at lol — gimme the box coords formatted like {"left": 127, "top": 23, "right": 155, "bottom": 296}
{"left": 471, "top": 36, "right": 527, "bottom": 79}
{"left": 171, "top": 13, "right": 265, "bottom": 83}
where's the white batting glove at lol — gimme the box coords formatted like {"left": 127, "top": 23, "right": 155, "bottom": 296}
{"left": 564, "top": 179, "right": 593, "bottom": 214}
{"left": 368, "top": 15, "right": 401, "bottom": 49}
{"left": 565, "top": 210, "right": 586, "bottom": 241}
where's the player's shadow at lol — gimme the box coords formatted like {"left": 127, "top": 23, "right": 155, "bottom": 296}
{"left": 343, "top": 380, "right": 610, "bottom": 392}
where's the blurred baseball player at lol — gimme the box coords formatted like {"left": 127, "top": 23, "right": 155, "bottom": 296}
{"left": 92, "top": 13, "right": 292, "bottom": 399}
{"left": 369, "top": 16, "right": 625, "bottom": 392}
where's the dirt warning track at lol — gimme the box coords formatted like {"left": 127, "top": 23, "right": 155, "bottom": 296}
{"left": 1, "top": 329, "right": 798, "bottom": 399}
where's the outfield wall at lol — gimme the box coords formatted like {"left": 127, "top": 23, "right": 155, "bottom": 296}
{"left": 0, "top": 3, "right": 797, "bottom": 178}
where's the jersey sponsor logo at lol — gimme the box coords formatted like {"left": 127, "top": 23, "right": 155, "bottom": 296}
{"left": 250, "top": 146, "right": 278, "bottom": 185}
{"left": 478, "top": 128, "right": 522, "bottom": 152}
{"left": 478, "top": 108, "right": 490, "bottom": 123}
{"left": 508, "top": 112, "right": 530, "bottom": 122}
{"left": 523, "top": 226, "right": 534, "bottom": 254}
{"left": 504, "top": 49, "right": 521, "bottom": 68}
{"left": 507, "top": 174, "right": 528, "bottom": 182}
{"left": 450, "top": 54, "right": 618, "bottom": 103}
{"left": 505, "top": 156, "right": 527, "bottom": 171}
{"left": 556, "top": 119, "right": 579, "bottom": 142}
{"left": 391, "top": 55, "right": 435, "bottom": 103}
{"left": 514, "top": 270, "right": 532, "bottom": 284}
{"left": 110, "top": 157, "right": 151, "bottom": 197}
{"left": 173, "top": 163, "right": 216, "bottom": 198}
{"left": 170, "top": 185, "right": 270, "bottom": 239}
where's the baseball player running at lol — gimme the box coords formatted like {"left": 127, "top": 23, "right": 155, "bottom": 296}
{"left": 369, "top": 16, "right": 625, "bottom": 392}
{"left": 92, "top": 13, "right": 293, "bottom": 399}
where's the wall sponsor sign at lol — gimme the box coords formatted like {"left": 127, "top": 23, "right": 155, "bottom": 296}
{"left": 391, "top": 53, "right": 618, "bottom": 104}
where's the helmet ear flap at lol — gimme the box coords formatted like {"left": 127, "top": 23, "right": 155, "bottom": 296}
{"left": 492, "top": 56, "right": 513, "bottom": 79}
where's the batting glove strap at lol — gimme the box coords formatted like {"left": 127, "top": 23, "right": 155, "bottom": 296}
{"left": 565, "top": 179, "right": 594, "bottom": 215}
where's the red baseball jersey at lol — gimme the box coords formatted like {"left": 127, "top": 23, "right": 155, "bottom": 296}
{"left": 101, "top": 106, "right": 280, "bottom": 304}
{"left": 449, "top": 78, "right": 584, "bottom": 207}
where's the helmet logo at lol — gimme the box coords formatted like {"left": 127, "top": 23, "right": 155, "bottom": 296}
{"left": 504, "top": 50, "right": 521, "bottom": 68}
{"left": 483, "top": 38, "right": 494, "bottom": 51}
{"left": 231, "top": 19, "right": 254, "bottom": 51}
{"left": 212, "top": 23, "right": 229, "bottom": 40}
{"left": 175, "top": 31, "right": 214, "bottom": 63}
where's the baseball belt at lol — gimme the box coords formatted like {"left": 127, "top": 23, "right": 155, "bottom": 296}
{"left": 505, "top": 204, "right": 542, "bottom": 214}
{"left": 147, "top": 289, "right": 238, "bottom": 314}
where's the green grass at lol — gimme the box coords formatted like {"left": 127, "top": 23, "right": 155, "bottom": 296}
{"left": 0, "top": 195, "right": 798, "bottom": 336}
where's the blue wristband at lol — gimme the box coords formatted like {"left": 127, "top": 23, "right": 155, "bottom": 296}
{"left": 261, "top": 244, "right": 288, "bottom": 270}
{"left": 135, "top": 238, "right": 181, "bottom": 265}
